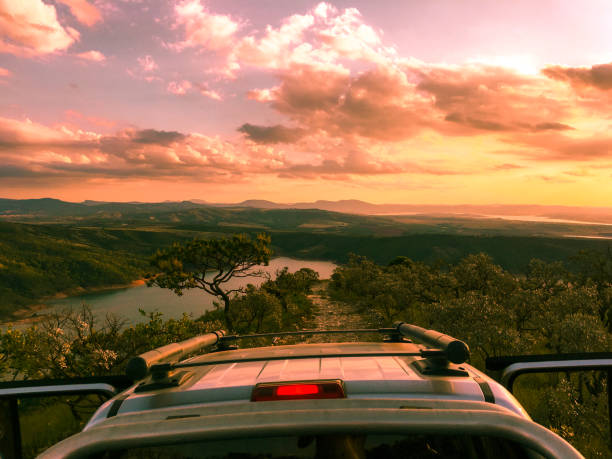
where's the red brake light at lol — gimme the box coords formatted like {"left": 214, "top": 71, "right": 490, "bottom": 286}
{"left": 251, "top": 380, "right": 345, "bottom": 402}
{"left": 276, "top": 384, "right": 319, "bottom": 396}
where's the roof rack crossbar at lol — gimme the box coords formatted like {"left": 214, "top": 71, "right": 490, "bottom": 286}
{"left": 172, "top": 351, "right": 423, "bottom": 370}
{"left": 126, "top": 330, "right": 225, "bottom": 381}
{"left": 125, "top": 323, "right": 470, "bottom": 380}
{"left": 220, "top": 328, "right": 397, "bottom": 341}
{"left": 395, "top": 322, "right": 470, "bottom": 364}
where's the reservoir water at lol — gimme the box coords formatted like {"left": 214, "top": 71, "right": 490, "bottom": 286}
{"left": 43, "top": 258, "right": 336, "bottom": 325}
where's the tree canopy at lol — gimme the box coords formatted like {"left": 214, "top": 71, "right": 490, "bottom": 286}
{"left": 146, "top": 233, "right": 272, "bottom": 330}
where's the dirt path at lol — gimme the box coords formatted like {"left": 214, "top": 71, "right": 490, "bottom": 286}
{"left": 304, "top": 281, "right": 373, "bottom": 343}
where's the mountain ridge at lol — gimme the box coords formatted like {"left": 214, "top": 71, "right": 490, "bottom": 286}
{"left": 1, "top": 198, "right": 612, "bottom": 224}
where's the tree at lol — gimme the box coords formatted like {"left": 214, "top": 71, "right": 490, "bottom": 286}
{"left": 146, "top": 233, "right": 272, "bottom": 331}
{"left": 262, "top": 267, "right": 319, "bottom": 311}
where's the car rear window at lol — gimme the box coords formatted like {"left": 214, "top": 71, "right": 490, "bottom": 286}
{"left": 92, "top": 433, "right": 534, "bottom": 458}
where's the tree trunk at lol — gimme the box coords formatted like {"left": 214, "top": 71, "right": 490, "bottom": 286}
{"left": 219, "top": 290, "right": 233, "bottom": 332}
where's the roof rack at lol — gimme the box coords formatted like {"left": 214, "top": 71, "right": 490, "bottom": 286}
{"left": 125, "top": 323, "right": 470, "bottom": 384}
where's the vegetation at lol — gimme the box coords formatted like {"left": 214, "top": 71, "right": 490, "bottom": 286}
{"left": 146, "top": 233, "right": 272, "bottom": 331}
{"left": 0, "top": 222, "right": 143, "bottom": 317}
{"left": 0, "top": 263, "right": 317, "bottom": 458}
{"left": 328, "top": 250, "right": 612, "bottom": 457}
{"left": 2, "top": 216, "right": 612, "bottom": 321}
{"left": 2, "top": 205, "right": 612, "bottom": 456}
{"left": 2, "top": 237, "right": 612, "bottom": 456}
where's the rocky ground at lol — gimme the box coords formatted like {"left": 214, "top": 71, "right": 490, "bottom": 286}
{"left": 302, "top": 281, "right": 381, "bottom": 344}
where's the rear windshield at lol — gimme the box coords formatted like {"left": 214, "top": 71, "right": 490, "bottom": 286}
{"left": 92, "top": 433, "right": 534, "bottom": 458}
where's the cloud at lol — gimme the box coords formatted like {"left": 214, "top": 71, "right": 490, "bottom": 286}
{"left": 64, "top": 110, "right": 116, "bottom": 129}
{"left": 238, "top": 124, "right": 307, "bottom": 144}
{"left": 507, "top": 133, "right": 612, "bottom": 161}
{"left": 199, "top": 88, "right": 222, "bottom": 100}
{"left": 276, "top": 150, "right": 401, "bottom": 179}
{"left": 543, "top": 62, "right": 612, "bottom": 91}
{"left": 0, "top": 116, "right": 464, "bottom": 185}
{"left": 0, "top": 0, "right": 80, "bottom": 56}
{"left": 0, "top": 67, "right": 10, "bottom": 77}
{"left": 173, "top": 0, "right": 240, "bottom": 52}
{"left": 137, "top": 55, "right": 158, "bottom": 72}
{"left": 167, "top": 80, "right": 192, "bottom": 95}
{"left": 414, "top": 64, "right": 571, "bottom": 134}
{"left": 0, "top": 116, "right": 96, "bottom": 147}
{"left": 130, "top": 129, "right": 185, "bottom": 145}
{"left": 247, "top": 65, "right": 433, "bottom": 142}
{"left": 128, "top": 56, "right": 162, "bottom": 82}
{"left": 227, "top": 2, "right": 394, "bottom": 77}
{"left": 56, "top": 0, "right": 102, "bottom": 26}
{"left": 0, "top": 117, "right": 250, "bottom": 181}
{"left": 274, "top": 150, "right": 463, "bottom": 179}
{"left": 172, "top": 2, "right": 394, "bottom": 77}
{"left": 493, "top": 163, "right": 524, "bottom": 170}
{"left": 76, "top": 50, "right": 105, "bottom": 62}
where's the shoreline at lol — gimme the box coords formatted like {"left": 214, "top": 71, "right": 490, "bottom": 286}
{"left": 1, "top": 279, "right": 146, "bottom": 328}
{"left": 0, "top": 258, "right": 336, "bottom": 329}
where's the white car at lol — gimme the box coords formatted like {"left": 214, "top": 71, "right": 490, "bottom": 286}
{"left": 1, "top": 323, "right": 587, "bottom": 458}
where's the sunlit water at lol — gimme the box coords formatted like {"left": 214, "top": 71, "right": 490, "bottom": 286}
{"left": 38, "top": 258, "right": 336, "bottom": 325}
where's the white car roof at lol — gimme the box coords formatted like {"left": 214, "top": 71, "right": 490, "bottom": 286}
{"left": 84, "top": 341, "right": 528, "bottom": 428}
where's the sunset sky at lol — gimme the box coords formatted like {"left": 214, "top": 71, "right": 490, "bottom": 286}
{"left": 1, "top": 0, "right": 612, "bottom": 205}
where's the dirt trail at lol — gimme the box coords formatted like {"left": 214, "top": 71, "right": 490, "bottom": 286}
{"left": 305, "top": 282, "right": 372, "bottom": 343}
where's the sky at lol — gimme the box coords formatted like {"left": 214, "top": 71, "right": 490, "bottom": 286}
{"left": 1, "top": 0, "right": 612, "bottom": 205}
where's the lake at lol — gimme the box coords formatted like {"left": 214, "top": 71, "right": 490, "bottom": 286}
{"left": 43, "top": 258, "right": 336, "bottom": 325}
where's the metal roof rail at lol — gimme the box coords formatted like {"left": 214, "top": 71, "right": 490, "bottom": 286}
{"left": 126, "top": 330, "right": 225, "bottom": 381}
{"left": 125, "top": 323, "right": 471, "bottom": 384}
{"left": 394, "top": 322, "right": 470, "bottom": 364}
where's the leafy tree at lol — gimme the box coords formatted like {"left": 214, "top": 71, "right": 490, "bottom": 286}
{"left": 146, "top": 233, "right": 272, "bottom": 331}
{"left": 262, "top": 267, "right": 319, "bottom": 311}
{"left": 230, "top": 285, "right": 283, "bottom": 334}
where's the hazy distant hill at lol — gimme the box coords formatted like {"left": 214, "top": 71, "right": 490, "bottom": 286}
{"left": 0, "top": 198, "right": 409, "bottom": 236}
{"left": 4, "top": 198, "right": 611, "bottom": 224}
{"left": 222, "top": 199, "right": 612, "bottom": 224}
{"left": 190, "top": 198, "right": 612, "bottom": 224}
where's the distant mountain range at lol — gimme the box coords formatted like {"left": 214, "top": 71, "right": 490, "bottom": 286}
{"left": 1, "top": 197, "right": 612, "bottom": 224}
{"left": 193, "top": 199, "right": 612, "bottom": 224}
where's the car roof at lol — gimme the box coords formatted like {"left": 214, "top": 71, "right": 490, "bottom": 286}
{"left": 31, "top": 328, "right": 584, "bottom": 459}
{"left": 84, "top": 341, "right": 528, "bottom": 428}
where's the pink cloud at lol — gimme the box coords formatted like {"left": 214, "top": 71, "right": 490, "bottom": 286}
{"left": 238, "top": 124, "right": 306, "bottom": 144}
{"left": 0, "top": 115, "right": 461, "bottom": 185}
{"left": 243, "top": 64, "right": 432, "bottom": 143}
{"left": 57, "top": 0, "right": 102, "bottom": 27}
{"left": 0, "top": 67, "right": 10, "bottom": 77}
{"left": 543, "top": 62, "right": 612, "bottom": 91}
{"left": 273, "top": 150, "right": 465, "bottom": 180}
{"left": 193, "top": 82, "right": 222, "bottom": 100}
{"left": 507, "top": 133, "right": 612, "bottom": 162}
{"left": 76, "top": 50, "right": 106, "bottom": 62}
{"left": 171, "top": 2, "right": 394, "bottom": 78}
{"left": 413, "top": 64, "right": 571, "bottom": 134}
{"left": 137, "top": 55, "right": 158, "bottom": 72}
{"left": 227, "top": 2, "right": 393, "bottom": 75}
{"left": 167, "top": 80, "right": 192, "bottom": 95}
{"left": 173, "top": 0, "right": 240, "bottom": 52}
{"left": 199, "top": 88, "right": 222, "bottom": 100}
{"left": 64, "top": 110, "right": 116, "bottom": 129}
{"left": 0, "top": 117, "right": 247, "bottom": 181}
{"left": 0, "top": 0, "right": 79, "bottom": 56}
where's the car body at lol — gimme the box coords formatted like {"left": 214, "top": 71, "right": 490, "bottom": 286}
{"left": 30, "top": 324, "right": 584, "bottom": 459}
